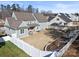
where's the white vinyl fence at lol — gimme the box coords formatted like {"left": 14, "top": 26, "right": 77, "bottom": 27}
{"left": 2, "top": 36, "right": 10, "bottom": 41}
{"left": 9, "top": 34, "right": 52, "bottom": 57}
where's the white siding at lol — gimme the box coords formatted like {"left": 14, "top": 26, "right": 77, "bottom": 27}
{"left": 4, "top": 27, "right": 16, "bottom": 35}
{"left": 19, "top": 21, "right": 28, "bottom": 27}
{"left": 49, "top": 16, "right": 66, "bottom": 26}
{"left": 17, "top": 29, "right": 29, "bottom": 38}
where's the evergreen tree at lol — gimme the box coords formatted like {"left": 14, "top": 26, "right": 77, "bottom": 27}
{"left": 11, "top": 4, "right": 17, "bottom": 11}
{"left": 27, "top": 5, "right": 33, "bottom": 13}
{"left": 1, "top": 4, "right": 4, "bottom": 10}
{"left": 16, "top": 4, "right": 20, "bottom": 11}
{"left": 6, "top": 4, "right": 10, "bottom": 10}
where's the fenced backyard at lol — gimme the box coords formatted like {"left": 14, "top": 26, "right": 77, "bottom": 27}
{"left": 9, "top": 35, "right": 52, "bottom": 57}
{"left": 2, "top": 30, "right": 79, "bottom": 57}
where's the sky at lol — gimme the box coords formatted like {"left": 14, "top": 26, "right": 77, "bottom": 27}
{"left": 0, "top": 1, "right": 79, "bottom": 13}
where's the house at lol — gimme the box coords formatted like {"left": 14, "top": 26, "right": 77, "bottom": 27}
{"left": 4, "top": 12, "right": 38, "bottom": 38}
{"left": 4, "top": 12, "right": 49, "bottom": 38}
{"left": 33, "top": 13, "right": 49, "bottom": 31}
{"left": 49, "top": 13, "right": 72, "bottom": 26}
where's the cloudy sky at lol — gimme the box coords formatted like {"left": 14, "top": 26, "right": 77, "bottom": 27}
{"left": 0, "top": 1, "right": 79, "bottom": 13}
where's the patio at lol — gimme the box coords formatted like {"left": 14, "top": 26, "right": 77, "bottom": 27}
{"left": 21, "top": 30, "right": 55, "bottom": 51}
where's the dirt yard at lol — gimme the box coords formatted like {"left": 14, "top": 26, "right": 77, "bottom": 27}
{"left": 21, "top": 30, "right": 55, "bottom": 50}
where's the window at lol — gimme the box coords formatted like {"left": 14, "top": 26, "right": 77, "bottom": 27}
{"left": 20, "top": 29, "right": 24, "bottom": 34}
{"left": 57, "top": 18, "right": 59, "bottom": 21}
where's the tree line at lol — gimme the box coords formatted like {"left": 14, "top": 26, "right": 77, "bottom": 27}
{"left": 0, "top": 4, "right": 39, "bottom": 13}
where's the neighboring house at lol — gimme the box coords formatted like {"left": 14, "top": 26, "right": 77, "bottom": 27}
{"left": 4, "top": 12, "right": 38, "bottom": 38}
{"left": 4, "top": 12, "right": 49, "bottom": 38}
{"left": 49, "top": 13, "right": 72, "bottom": 26}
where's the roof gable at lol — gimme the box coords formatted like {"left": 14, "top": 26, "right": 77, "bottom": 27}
{"left": 58, "top": 13, "right": 72, "bottom": 22}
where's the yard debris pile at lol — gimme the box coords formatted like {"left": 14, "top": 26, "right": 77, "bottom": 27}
{"left": 63, "top": 36, "right": 79, "bottom": 57}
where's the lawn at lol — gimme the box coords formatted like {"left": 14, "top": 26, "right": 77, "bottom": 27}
{"left": 0, "top": 41, "right": 30, "bottom": 57}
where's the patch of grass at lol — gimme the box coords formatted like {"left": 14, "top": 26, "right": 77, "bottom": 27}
{"left": 0, "top": 41, "right": 30, "bottom": 57}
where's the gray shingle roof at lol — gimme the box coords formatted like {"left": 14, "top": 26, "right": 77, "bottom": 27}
{"left": 58, "top": 13, "right": 72, "bottom": 22}
{"left": 48, "top": 14, "right": 57, "bottom": 21}
{"left": 65, "top": 13, "right": 71, "bottom": 18}
{"left": 6, "top": 17, "right": 39, "bottom": 29}
{"left": 14, "top": 12, "right": 35, "bottom": 21}
{"left": 1, "top": 10, "right": 12, "bottom": 20}
{"left": 7, "top": 17, "right": 22, "bottom": 29}
{"left": 34, "top": 13, "right": 49, "bottom": 22}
